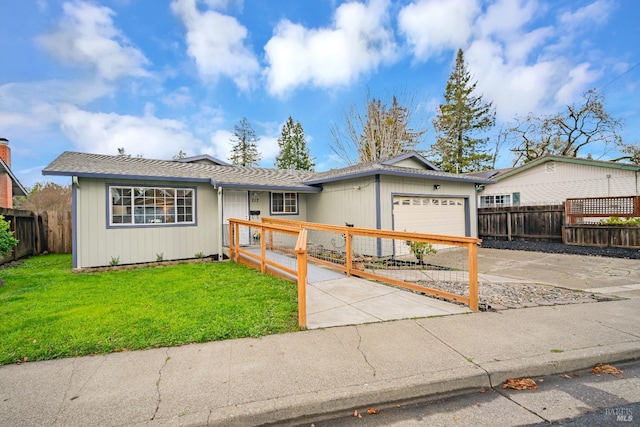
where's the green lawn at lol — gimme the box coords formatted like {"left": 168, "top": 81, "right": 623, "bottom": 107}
{"left": 0, "top": 255, "right": 299, "bottom": 365}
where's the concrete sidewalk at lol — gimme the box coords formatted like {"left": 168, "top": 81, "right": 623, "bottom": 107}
{"left": 1, "top": 297, "right": 639, "bottom": 427}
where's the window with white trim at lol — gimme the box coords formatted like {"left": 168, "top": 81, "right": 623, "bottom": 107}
{"left": 271, "top": 192, "right": 298, "bottom": 214}
{"left": 480, "top": 194, "right": 511, "bottom": 207}
{"left": 109, "top": 186, "right": 195, "bottom": 226}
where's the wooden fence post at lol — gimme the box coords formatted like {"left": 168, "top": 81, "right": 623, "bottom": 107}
{"left": 295, "top": 229, "right": 308, "bottom": 328}
{"left": 468, "top": 242, "right": 479, "bottom": 312}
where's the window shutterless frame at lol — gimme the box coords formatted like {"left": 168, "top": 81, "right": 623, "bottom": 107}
{"left": 270, "top": 192, "right": 298, "bottom": 215}
{"left": 107, "top": 185, "right": 197, "bottom": 227}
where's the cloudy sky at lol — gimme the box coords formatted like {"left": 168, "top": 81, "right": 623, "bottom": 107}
{"left": 2, "top": 0, "right": 639, "bottom": 187}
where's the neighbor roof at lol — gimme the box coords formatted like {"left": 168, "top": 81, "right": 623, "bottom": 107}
{"left": 0, "top": 157, "right": 27, "bottom": 197}
{"left": 494, "top": 155, "right": 640, "bottom": 181}
{"left": 42, "top": 152, "right": 320, "bottom": 192}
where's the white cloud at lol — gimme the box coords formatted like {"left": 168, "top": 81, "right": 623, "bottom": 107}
{"left": 264, "top": 0, "right": 397, "bottom": 97}
{"left": 559, "top": 0, "right": 613, "bottom": 29}
{"left": 398, "top": 0, "right": 479, "bottom": 60}
{"left": 57, "top": 105, "right": 204, "bottom": 159}
{"left": 171, "top": 0, "right": 259, "bottom": 91}
{"left": 37, "top": 1, "right": 148, "bottom": 80}
{"left": 205, "top": 129, "right": 234, "bottom": 162}
{"left": 554, "top": 63, "right": 600, "bottom": 105}
{"left": 161, "top": 87, "right": 194, "bottom": 108}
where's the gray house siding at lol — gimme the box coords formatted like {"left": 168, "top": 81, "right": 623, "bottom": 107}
{"left": 75, "top": 178, "right": 218, "bottom": 268}
{"left": 481, "top": 161, "right": 640, "bottom": 206}
{"left": 307, "top": 177, "right": 377, "bottom": 228}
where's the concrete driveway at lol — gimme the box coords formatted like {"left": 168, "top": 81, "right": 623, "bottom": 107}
{"left": 477, "top": 248, "right": 640, "bottom": 299}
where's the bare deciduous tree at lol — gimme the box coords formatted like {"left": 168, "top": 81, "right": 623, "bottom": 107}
{"left": 330, "top": 91, "right": 427, "bottom": 165}
{"left": 509, "top": 89, "right": 623, "bottom": 165}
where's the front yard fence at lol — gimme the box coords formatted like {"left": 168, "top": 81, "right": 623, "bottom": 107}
{"left": 228, "top": 218, "right": 481, "bottom": 327}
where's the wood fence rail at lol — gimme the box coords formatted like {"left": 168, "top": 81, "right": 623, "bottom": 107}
{"left": 258, "top": 218, "right": 480, "bottom": 311}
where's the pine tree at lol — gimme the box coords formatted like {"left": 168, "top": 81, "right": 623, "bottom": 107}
{"left": 275, "top": 117, "right": 315, "bottom": 171}
{"left": 432, "top": 49, "right": 495, "bottom": 173}
{"left": 229, "top": 117, "right": 261, "bottom": 166}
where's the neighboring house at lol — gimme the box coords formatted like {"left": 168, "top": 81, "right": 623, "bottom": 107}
{"left": 475, "top": 155, "right": 640, "bottom": 208}
{"left": 0, "top": 138, "right": 28, "bottom": 208}
{"left": 42, "top": 151, "right": 492, "bottom": 268}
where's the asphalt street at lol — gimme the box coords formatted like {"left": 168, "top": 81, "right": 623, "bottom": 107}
{"left": 304, "top": 360, "right": 640, "bottom": 427}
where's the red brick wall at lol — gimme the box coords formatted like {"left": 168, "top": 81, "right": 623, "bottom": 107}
{"left": 0, "top": 141, "right": 13, "bottom": 208}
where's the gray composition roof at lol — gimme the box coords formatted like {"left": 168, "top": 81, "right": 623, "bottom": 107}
{"left": 43, "top": 152, "right": 319, "bottom": 192}
{"left": 305, "top": 161, "right": 494, "bottom": 185}
{"left": 42, "top": 151, "right": 494, "bottom": 190}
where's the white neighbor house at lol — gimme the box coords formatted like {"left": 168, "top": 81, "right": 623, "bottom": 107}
{"left": 476, "top": 155, "right": 640, "bottom": 208}
{"left": 43, "top": 151, "right": 492, "bottom": 269}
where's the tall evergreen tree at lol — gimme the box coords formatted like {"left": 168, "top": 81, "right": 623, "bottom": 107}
{"left": 275, "top": 117, "right": 315, "bottom": 171}
{"left": 229, "top": 117, "right": 261, "bottom": 166}
{"left": 432, "top": 49, "right": 495, "bottom": 173}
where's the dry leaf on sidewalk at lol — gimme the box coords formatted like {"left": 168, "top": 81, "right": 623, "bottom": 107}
{"left": 591, "top": 363, "right": 623, "bottom": 375}
{"left": 366, "top": 408, "right": 380, "bottom": 414}
{"left": 503, "top": 377, "right": 537, "bottom": 390}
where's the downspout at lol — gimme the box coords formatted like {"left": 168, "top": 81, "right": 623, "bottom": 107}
{"left": 217, "top": 184, "right": 223, "bottom": 260}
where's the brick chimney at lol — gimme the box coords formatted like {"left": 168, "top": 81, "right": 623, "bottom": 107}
{"left": 0, "top": 138, "right": 14, "bottom": 207}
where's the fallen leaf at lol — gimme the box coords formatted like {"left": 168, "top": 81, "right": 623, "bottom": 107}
{"left": 503, "top": 377, "right": 537, "bottom": 390}
{"left": 591, "top": 363, "right": 623, "bottom": 375}
{"left": 353, "top": 410, "right": 359, "bottom": 417}
{"left": 560, "top": 374, "right": 571, "bottom": 379}
{"left": 479, "top": 388, "right": 486, "bottom": 393}
{"left": 454, "top": 416, "right": 461, "bottom": 421}
{"left": 367, "top": 408, "right": 380, "bottom": 414}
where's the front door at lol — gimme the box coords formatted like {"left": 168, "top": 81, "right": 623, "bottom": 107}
{"left": 223, "top": 190, "right": 249, "bottom": 245}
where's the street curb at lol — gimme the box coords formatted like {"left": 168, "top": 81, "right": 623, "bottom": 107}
{"left": 206, "top": 365, "right": 488, "bottom": 426}
{"left": 483, "top": 341, "right": 640, "bottom": 387}
{"left": 186, "top": 343, "right": 640, "bottom": 426}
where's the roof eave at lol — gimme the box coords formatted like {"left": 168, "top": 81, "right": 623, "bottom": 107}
{"left": 305, "top": 169, "right": 493, "bottom": 185}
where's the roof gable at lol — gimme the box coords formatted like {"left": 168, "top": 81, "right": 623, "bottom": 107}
{"left": 495, "top": 155, "right": 640, "bottom": 181}
{"left": 178, "top": 154, "right": 230, "bottom": 166}
{"left": 380, "top": 152, "right": 441, "bottom": 171}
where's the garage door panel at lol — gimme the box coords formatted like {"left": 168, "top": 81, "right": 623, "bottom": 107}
{"left": 393, "top": 196, "right": 466, "bottom": 257}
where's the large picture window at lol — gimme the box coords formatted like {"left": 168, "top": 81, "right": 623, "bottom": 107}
{"left": 271, "top": 192, "right": 298, "bottom": 214}
{"left": 109, "top": 186, "right": 195, "bottom": 226}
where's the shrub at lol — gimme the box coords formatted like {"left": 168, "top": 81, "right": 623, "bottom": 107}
{"left": 598, "top": 216, "right": 640, "bottom": 226}
{"left": 0, "top": 215, "right": 19, "bottom": 256}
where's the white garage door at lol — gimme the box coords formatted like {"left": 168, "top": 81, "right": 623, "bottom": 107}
{"left": 393, "top": 196, "right": 466, "bottom": 256}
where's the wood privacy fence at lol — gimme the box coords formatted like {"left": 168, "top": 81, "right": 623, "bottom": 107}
{"left": 228, "top": 217, "right": 481, "bottom": 327}
{"left": 478, "top": 205, "right": 565, "bottom": 242}
{"left": 0, "top": 209, "right": 72, "bottom": 265}
{"left": 563, "top": 196, "right": 640, "bottom": 248}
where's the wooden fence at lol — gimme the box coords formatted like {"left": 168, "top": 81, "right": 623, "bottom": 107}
{"left": 0, "top": 209, "right": 72, "bottom": 265}
{"left": 478, "top": 205, "right": 564, "bottom": 242}
{"left": 563, "top": 224, "right": 640, "bottom": 248}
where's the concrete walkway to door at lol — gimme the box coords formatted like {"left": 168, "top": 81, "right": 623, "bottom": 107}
{"left": 243, "top": 247, "right": 471, "bottom": 329}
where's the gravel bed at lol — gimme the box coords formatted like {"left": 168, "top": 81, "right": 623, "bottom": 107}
{"left": 480, "top": 239, "right": 640, "bottom": 259}
{"left": 416, "top": 280, "right": 608, "bottom": 312}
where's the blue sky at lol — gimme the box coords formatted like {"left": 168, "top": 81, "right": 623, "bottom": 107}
{"left": 2, "top": 0, "right": 639, "bottom": 188}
